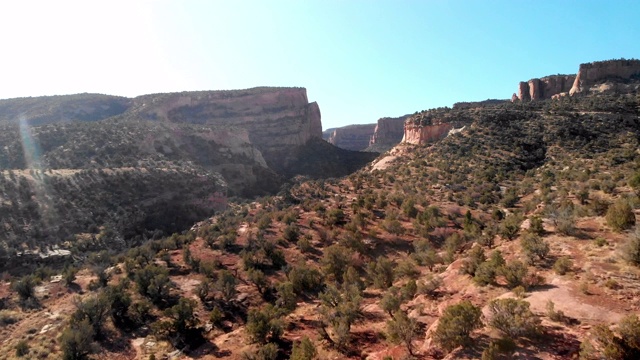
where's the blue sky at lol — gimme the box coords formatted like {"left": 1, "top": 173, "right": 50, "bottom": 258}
{"left": 1, "top": 1, "right": 639, "bottom": 129}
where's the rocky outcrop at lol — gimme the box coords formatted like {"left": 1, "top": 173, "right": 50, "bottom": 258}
{"left": 516, "top": 75, "right": 575, "bottom": 101}
{"left": 322, "top": 127, "right": 337, "bottom": 141}
{"left": 130, "top": 87, "right": 323, "bottom": 166}
{"left": 366, "top": 115, "right": 409, "bottom": 152}
{"left": 403, "top": 123, "right": 453, "bottom": 145}
{"left": 326, "top": 124, "right": 377, "bottom": 151}
{"left": 570, "top": 59, "right": 640, "bottom": 95}
{"left": 0, "top": 87, "right": 374, "bottom": 193}
{"left": 514, "top": 59, "right": 640, "bottom": 101}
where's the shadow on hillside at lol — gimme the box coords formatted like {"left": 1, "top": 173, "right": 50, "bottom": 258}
{"left": 526, "top": 283, "right": 558, "bottom": 293}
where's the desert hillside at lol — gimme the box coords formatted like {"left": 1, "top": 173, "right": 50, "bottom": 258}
{"left": 0, "top": 60, "right": 639, "bottom": 360}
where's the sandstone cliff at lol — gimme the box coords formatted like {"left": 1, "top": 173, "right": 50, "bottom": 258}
{"left": 403, "top": 123, "right": 453, "bottom": 145}
{"left": 570, "top": 59, "right": 640, "bottom": 95}
{"left": 514, "top": 59, "right": 640, "bottom": 101}
{"left": 516, "top": 75, "right": 576, "bottom": 101}
{"left": 326, "top": 123, "right": 377, "bottom": 151}
{"left": 129, "top": 87, "right": 323, "bottom": 167}
{"left": 366, "top": 115, "right": 409, "bottom": 152}
{"left": 0, "top": 87, "right": 374, "bottom": 195}
{"left": 322, "top": 127, "right": 337, "bottom": 141}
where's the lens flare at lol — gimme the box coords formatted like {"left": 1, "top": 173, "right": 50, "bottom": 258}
{"left": 18, "top": 116, "right": 58, "bottom": 243}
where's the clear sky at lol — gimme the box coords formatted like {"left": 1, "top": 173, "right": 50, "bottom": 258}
{"left": 1, "top": 1, "right": 639, "bottom": 129}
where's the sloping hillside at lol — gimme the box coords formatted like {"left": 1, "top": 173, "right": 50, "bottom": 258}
{"left": 1, "top": 81, "right": 637, "bottom": 359}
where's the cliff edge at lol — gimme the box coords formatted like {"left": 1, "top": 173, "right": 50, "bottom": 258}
{"left": 514, "top": 59, "right": 640, "bottom": 101}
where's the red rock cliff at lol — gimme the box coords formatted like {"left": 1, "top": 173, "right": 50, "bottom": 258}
{"left": 367, "top": 115, "right": 408, "bottom": 151}
{"left": 514, "top": 59, "right": 640, "bottom": 101}
{"left": 130, "top": 87, "right": 322, "bottom": 165}
{"left": 403, "top": 123, "right": 453, "bottom": 145}
{"left": 327, "top": 124, "right": 377, "bottom": 151}
{"left": 517, "top": 75, "right": 575, "bottom": 101}
{"left": 570, "top": 59, "right": 640, "bottom": 95}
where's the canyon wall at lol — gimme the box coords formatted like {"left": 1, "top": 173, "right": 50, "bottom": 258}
{"left": 366, "top": 115, "right": 408, "bottom": 152}
{"left": 326, "top": 124, "right": 377, "bottom": 151}
{"left": 570, "top": 59, "right": 640, "bottom": 95}
{"left": 403, "top": 123, "right": 453, "bottom": 145}
{"left": 514, "top": 59, "right": 640, "bottom": 101}
{"left": 131, "top": 87, "right": 322, "bottom": 156}
{"left": 516, "top": 75, "right": 576, "bottom": 101}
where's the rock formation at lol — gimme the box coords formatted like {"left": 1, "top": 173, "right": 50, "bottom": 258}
{"left": 130, "top": 87, "right": 323, "bottom": 167}
{"left": 366, "top": 115, "right": 409, "bottom": 152}
{"left": 514, "top": 59, "right": 640, "bottom": 101}
{"left": 0, "top": 86, "right": 375, "bottom": 194}
{"left": 322, "top": 127, "right": 337, "bottom": 141}
{"left": 326, "top": 124, "right": 377, "bottom": 151}
{"left": 516, "top": 75, "right": 576, "bottom": 101}
{"left": 403, "top": 122, "right": 453, "bottom": 145}
{"left": 570, "top": 59, "right": 640, "bottom": 95}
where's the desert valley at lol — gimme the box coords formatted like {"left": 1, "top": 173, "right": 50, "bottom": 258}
{"left": 0, "top": 57, "right": 639, "bottom": 360}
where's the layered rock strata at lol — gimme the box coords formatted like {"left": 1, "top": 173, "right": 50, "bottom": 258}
{"left": 570, "top": 59, "right": 640, "bottom": 95}
{"left": 130, "top": 87, "right": 323, "bottom": 167}
{"left": 516, "top": 75, "right": 576, "bottom": 101}
{"left": 514, "top": 59, "right": 640, "bottom": 101}
{"left": 326, "top": 124, "right": 377, "bottom": 151}
{"left": 403, "top": 123, "right": 453, "bottom": 145}
{"left": 367, "top": 115, "right": 408, "bottom": 152}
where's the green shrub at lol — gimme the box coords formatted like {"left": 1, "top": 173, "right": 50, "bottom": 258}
{"left": 246, "top": 305, "right": 284, "bottom": 344}
{"left": 520, "top": 233, "right": 549, "bottom": 265}
{"left": 500, "top": 214, "right": 522, "bottom": 240}
{"left": 134, "top": 265, "right": 174, "bottom": 304}
{"left": 163, "top": 298, "right": 199, "bottom": 336}
{"left": 15, "top": 340, "right": 29, "bottom": 357}
{"left": 432, "top": 300, "right": 482, "bottom": 352}
{"left": 528, "top": 216, "right": 545, "bottom": 235}
{"left": 288, "top": 262, "right": 324, "bottom": 295}
{"left": 594, "top": 237, "right": 608, "bottom": 247}
{"left": 290, "top": 337, "right": 316, "bottom": 360}
{"left": 553, "top": 257, "right": 573, "bottom": 275}
{"left": 0, "top": 310, "right": 20, "bottom": 326}
{"left": 481, "top": 338, "right": 516, "bottom": 360}
{"left": 215, "top": 270, "right": 238, "bottom": 302}
{"left": 296, "top": 236, "right": 313, "bottom": 253}
{"left": 367, "top": 257, "right": 395, "bottom": 289}
{"left": 12, "top": 276, "right": 36, "bottom": 302}
{"left": 606, "top": 199, "right": 636, "bottom": 232}
{"left": 461, "top": 246, "right": 486, "bottom": 276}
{"left": 60, "top": 318, "right": 95, "bottom": 360}
{"left": 386, "top": 310, "right": 420, "bottom": 355}
{"left": 621, "top": 227, "right": 640, "bottom": 267}
{"left": 321, "top": 244, "right": 352, "bottom": 282}
{"left": 283, "top": 224, "right": 300, "bottom": 242}
{"left": 275, "top": 281, "right": 297, "bottom": 313}
{"left": 487, "top": 298, "right": 540, "bottom": 339}
{"left": 380, "top": 288, "right": 401, "bottom": 316}
{"left": 500, "top": 260, "right": 528, "bottom": 289}
{"left": 629, "top": 172, "right": 640, "bottom": 196}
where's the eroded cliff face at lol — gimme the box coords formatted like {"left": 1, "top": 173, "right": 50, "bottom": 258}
{"left": 570, "top": 59, "right": 640, "bottom": 95}
{"left": 367, "top": 115, "right": 408, "bottom": 152}
{"left": 326, "top": 124, "right": 376, "bottom": 151}
{"left": 516, "top": 75, "right": 576, "bottom": 101}
{"left": 514, "top": 59, "right": 640, "bottom": 101}
{"left": 403, "top": 123, "right": 453, "bottom": 145}
{"left": 129, "top": 87, "right": 323, "bottom": 169}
